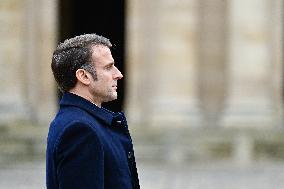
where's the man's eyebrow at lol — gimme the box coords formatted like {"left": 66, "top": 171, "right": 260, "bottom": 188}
{"left": 104, "top": 62, "right": 115, "bottom": 67}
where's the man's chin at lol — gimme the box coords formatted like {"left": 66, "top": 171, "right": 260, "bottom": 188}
{"left": 104, "top": 94, "right": 117, "bottom": 102}
{"left": 112, "top": 92, "right": 118, "bottom": 99}
{"left": 112, "top": 95, "right": 118, "bottom": 100}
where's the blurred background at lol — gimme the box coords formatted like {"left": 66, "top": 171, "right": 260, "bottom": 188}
{"left": 0, "top": 0, "right": 283, "bottom": 188}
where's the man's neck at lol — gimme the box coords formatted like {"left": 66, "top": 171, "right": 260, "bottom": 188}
{"left": 68, "top": 89, "right": 101, "bottom": 108}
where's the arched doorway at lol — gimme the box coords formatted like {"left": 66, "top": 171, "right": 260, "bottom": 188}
{"left": 58, "top": 0, "right": 126, "bottom": 112}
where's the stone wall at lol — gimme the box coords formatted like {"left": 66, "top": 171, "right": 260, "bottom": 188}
{"left": 126, "top": 0, "right": 283, "bottom": 129}
{"left": 0, "top": 0, "right": 57, "bottom": 125}
{"left": 126, "top": 0, "right": 284, "bottom": 164}
{"left": 1, "top": 0, "right": 282, "bottom": 128}
{"left": 0, "top": 0, "right": 283, "bottom": 164}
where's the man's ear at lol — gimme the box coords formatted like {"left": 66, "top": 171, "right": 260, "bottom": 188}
{"left": 75, "top": 69, "right": 91, "bottom": 85}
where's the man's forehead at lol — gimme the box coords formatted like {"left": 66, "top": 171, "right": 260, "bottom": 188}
{"left": 91, "top": 45, "right": 114, "bottom": 65}
{"left": 91, "top": 45, "right": 111, "bottom": 55}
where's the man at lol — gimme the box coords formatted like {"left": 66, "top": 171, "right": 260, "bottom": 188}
{"left": 46, "top": 34, "right": 140, "bottom": 189}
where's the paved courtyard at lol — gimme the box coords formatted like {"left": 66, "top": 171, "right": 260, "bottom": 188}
{"left": 1, "top": 160, "right": 284, "bottom": 189}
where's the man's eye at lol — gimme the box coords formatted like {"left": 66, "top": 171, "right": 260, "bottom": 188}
{"left": 106, "top": 64, "right": 114, "bottom": 70}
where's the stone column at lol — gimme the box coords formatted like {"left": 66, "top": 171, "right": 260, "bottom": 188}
{"left": 197, "top": 0, "right": 228, "bottom": 127}
{"left": 126, "top": 0, "right": 201, "bottom": 128}
{"left": 0, "top": 0, "right": 27, "bottom": 122}
{"left": 221, "top": 0, "right": 283, "bottom": 127}
{"left": 0, "top": 0, "right": 57, "bottom": 125}
{"left": 23, "top": 0, "right": 58, "bottom": 124}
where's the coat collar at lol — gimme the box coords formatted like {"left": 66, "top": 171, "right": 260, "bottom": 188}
{"left": 60, "top": 92, "right": 123, "bottom": 126}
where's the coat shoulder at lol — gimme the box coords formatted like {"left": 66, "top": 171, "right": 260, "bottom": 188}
{"left": 47, "top": 106, "right": 100, "bottom": 151}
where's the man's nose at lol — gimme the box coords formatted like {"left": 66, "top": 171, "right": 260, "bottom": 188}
{"left": 114, "top": 66, "right": 123, "bottom": 79}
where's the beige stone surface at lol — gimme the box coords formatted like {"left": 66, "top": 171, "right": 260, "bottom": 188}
{"left": 0, "top": 0, "right": 283, "bottom": 168}
{"left": 126, "top": 0, "right": 201, "bottom": 128}
{"left": 126, "top": 0, "right": 283, "bottom": 128}
{"left": 0, "top": 0, "right": 57, "bottom": 124}
{"left": 221, "top": 0, "right": 283, "bottom": 127}
{"left": 0, "top": 0, "right": 27, "bottom": 120}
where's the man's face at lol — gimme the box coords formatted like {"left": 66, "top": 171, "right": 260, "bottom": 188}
{"left": 88, "top": 45, "right": 123, "bottom": 105}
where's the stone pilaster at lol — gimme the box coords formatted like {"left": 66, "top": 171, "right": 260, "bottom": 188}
{"left": 197, "top": 0, "right": 228, "bottom": 127}
{"left": 23, "top": 0, "right": 58, "bottom": 124}
{"left": 0, "top": 0, "right": 57, "bottom": 124}
{"left": 0, "top": 0, "right": 28, "bottom": 122}
{"left": 221, "top": 0, "right": 283, "bottom": 128}
{"left": 126, "top": 0, "right": 201, "bottom": 128}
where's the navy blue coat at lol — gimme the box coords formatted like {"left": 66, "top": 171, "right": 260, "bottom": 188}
{"left": 46, "top": 92, "right": 140, "bottom": 189}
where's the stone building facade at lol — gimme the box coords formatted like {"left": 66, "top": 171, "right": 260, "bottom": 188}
{"left": 0, "top": 0, "right": 57, "bottom": 124}
{"left": 0, "top": 0, "right": 283, "bottom": 163}
{"left": 126, "top": 0, "right": 283, "bottom": 129}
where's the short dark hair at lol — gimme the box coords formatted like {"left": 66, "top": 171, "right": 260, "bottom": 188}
{"left": 51, "top": 34, "right": 112, "bottom": 92}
